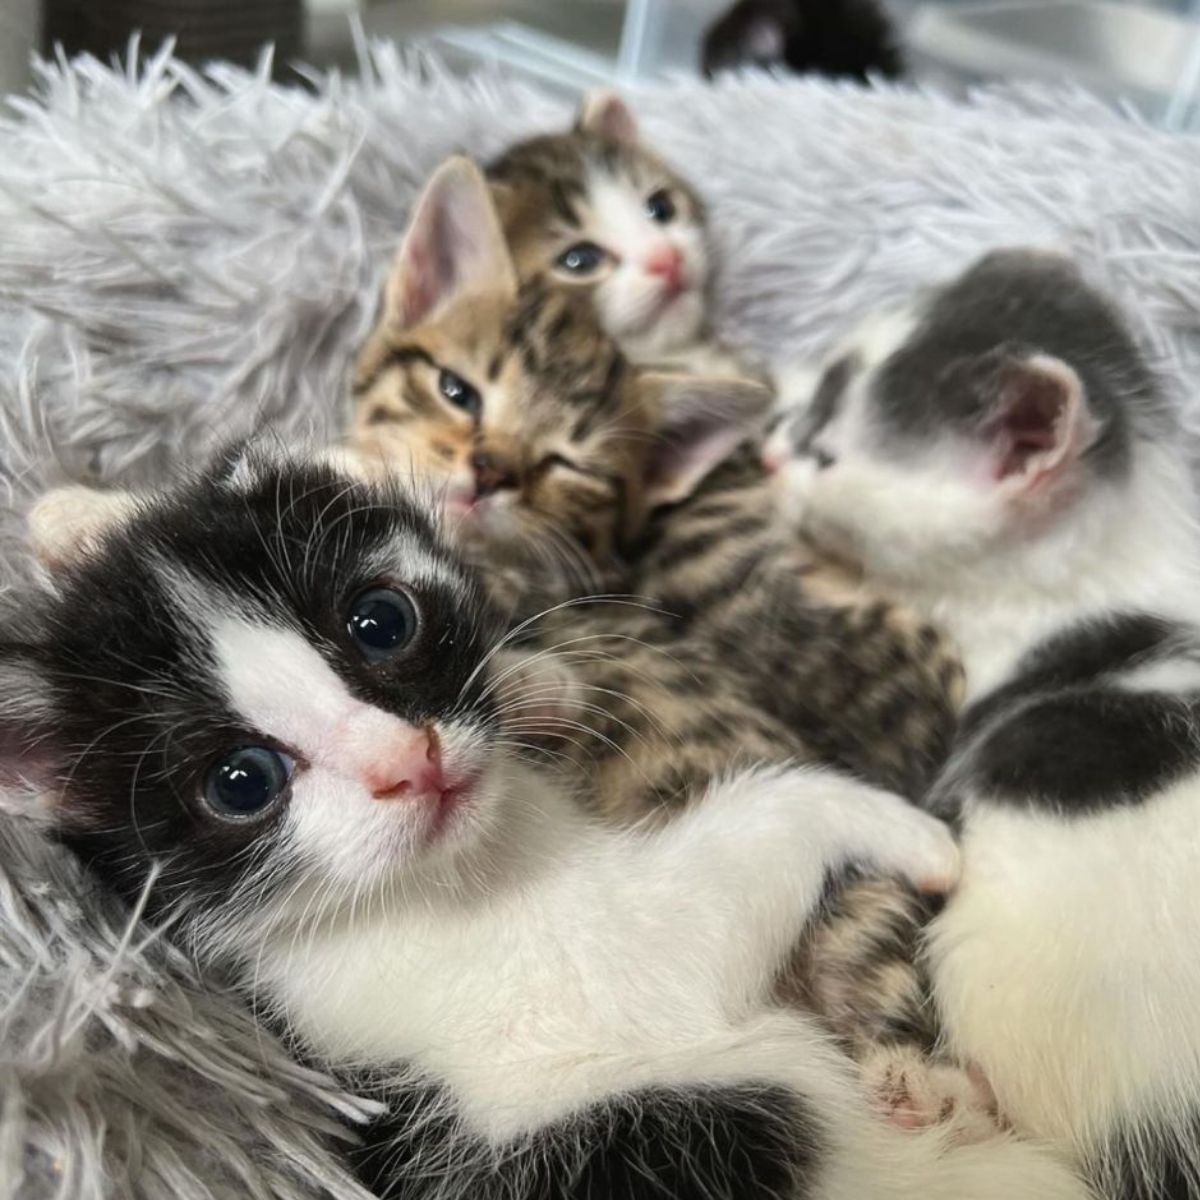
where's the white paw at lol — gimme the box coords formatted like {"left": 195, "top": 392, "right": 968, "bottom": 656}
{"left": 864, "top": 1049, "right": 1002, "bottom": 1145}
{"left": 866, "top": 799, "right": 961, "bottom": 896}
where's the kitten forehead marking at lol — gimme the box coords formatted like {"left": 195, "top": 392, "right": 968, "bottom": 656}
{"left": 214, "top": 618, "right": 375, "bottom": 750}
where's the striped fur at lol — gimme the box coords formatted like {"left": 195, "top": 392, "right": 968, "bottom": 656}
{"left": 487, "top": 93, "right": 752, "bottom": 376}
{"left": 349, "top": 157, "right": 979, "bottom": 1136}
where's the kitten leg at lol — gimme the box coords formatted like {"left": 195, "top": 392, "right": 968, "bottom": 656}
{"left": 625, "top": 765, "right": 959, "bottom": 995}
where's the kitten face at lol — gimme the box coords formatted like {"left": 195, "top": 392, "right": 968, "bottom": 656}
{"left": 767, "top": 250, "right": 1154, "bottom": 582}
{"left": 488, "top": 94, "right": 710, "bottom": 358}
{"left": 0, "top": 448, "right": 510, "bottom": 942}
{"left": 352, "top": 157, "right": 770, "bottom": 599}
{"left": 353, "top": 274, "right": 650, "bottom": 583}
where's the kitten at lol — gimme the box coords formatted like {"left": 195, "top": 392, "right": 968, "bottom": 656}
{"left": 0, "top": 447, "right": 1091, "bottom": 1200}
{"left": 702, "top": 0, "right": 904, "bottom": 82}
{"left": 350, "top": 155, "right": 977, "bottom": 1132}
{"left": 350, "top": 154, "right": 963, "bottom": 816}
{"left": 769, "top": 247, "right": 1200, "bottom": 1197}
{"left": 486, "top": 93, "right": 750, "bottom": 377}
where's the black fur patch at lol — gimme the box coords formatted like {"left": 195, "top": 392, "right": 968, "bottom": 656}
{"left": 354, "top": 1077, "right": 823, "bottom": 1200}
{"left": 949, "top": 613, "right": 1200, "bottom": 816}
{"left": 702, "top": 0, "right": 903, "bottom": 82}
{"left": 962, "top": 613, "right": 1178, "bottom": 736}
{"left": 967, "top": 687, "right": 1199, "bottom": 816}
{"left": 1091, "top": 1115, "right": 1200, "bottom": 1200}
{"left": 794, "top": 353, "right": 857, "bottom": 452}
{"left": 872, "top": 250, "right": 1165, "bottom": 481}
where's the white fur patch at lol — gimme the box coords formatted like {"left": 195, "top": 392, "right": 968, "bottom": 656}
{"left": 581, "top": 165, "right": 709, "bottom": 359}
{"left": 209, "top": 617, "right": 494, "bottom": 891}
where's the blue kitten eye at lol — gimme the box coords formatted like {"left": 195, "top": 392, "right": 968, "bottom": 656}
{"left": 205, "top": 746, "right": 293, "bottom": 818}
{"left": 644, "top": 189, "right": 675, "bottom": 224}
{"left": 347, "top": 586, "right": 419, "bottom": 663}
{"left": 438, "top": 369, "right": 481, "bottom": 415}
{"left": 556, "top": 242, "right": 607, "bottom": 275}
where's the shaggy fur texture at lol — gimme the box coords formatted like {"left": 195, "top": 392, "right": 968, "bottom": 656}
{"left": 0, "top": 38, "right": 1199, "bottom": 1200}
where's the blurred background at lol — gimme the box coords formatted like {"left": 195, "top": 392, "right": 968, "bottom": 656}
{"left": 2, "top": 0, "right": 1200, "bottom": 130}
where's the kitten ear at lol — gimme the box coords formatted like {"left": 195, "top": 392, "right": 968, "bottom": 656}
{"left": 986, "top": 354, "right": 1097, "bottom": 490}
{"left": 576, "top": 91, "right": 639, "bottom": 144}
{"left": 28, "top": 486, "right": 142, "bottom": 572}
{"left": 0, "top": 645, "right": 59, "bottom": 797}
{"left": 383, "top": 155, "right": 517, "bottom": 330}
{"left": 642, "top": 374, "right": 773, "bottom": 506}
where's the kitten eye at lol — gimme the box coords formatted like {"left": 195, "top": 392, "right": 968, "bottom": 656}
{"left": 438, "top": 369, "right": 481, "bottom": 415}
{"left": 347, "top": 586, "right": 419, "bottom": 663}
{"left": 644, "top": 189, "right": 675, "bottom": 224}
{"left": 556, "top": 242, "right": 607, "bottom": 276}
{"left": 204, "top": 746, "right": 293, "bottom": 818}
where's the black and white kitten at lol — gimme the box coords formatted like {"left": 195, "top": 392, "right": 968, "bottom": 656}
{"left": 769, "top": 248, "right": 1200, "bottom": 1198}
{"left": 0, "top": 446, "right": 1090, "bottom": 1200}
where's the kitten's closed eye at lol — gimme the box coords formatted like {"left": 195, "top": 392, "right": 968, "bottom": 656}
{"left": 556, "top": 242, "right": 609, "bottom": 276}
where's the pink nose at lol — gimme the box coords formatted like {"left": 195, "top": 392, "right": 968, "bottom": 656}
{"left": 366, "top": 728, "right": 445, "bottom": 800}
{"left": 643, "top": 244, "right": 684, "bottom": 291}
{"left": 761, "top": 448, "right": 782, "bottom": 475}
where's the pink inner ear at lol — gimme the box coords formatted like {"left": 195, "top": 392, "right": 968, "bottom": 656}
{"left": 994, "top": 372, "right": 1071, "bottom": 481}
{"left": 400, "top": 244, "right": 440, "bottom": 327}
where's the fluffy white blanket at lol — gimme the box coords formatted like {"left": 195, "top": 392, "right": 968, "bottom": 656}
{"left": 1, "top": 40, "right": 1198, "bottom": 1199}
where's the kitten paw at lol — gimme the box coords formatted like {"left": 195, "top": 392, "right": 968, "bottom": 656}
{"left": 865, "top": 801, "right": 960, "bottom": 897}
{"left": 864, "top": 1048, "right": 1002, "bottom": 1145}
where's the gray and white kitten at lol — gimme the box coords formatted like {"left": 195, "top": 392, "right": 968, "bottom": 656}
{"left": 0, "top": 446, "right": 1088, "bottom": 1200}
{"left": 769, "top": 248, "right": 1200, "bottom": 1198}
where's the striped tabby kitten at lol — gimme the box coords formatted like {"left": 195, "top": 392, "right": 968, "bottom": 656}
{"left": 487, "top": 92, "right": 749, "bottom": 378}
{"left": 349, "top": 157, "right": 979, "bottom": 1133}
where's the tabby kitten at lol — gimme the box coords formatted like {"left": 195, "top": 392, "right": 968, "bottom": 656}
{"left": 351, "top": 154, "right": 957, "bottom": 808}
{"left": 350, "top": 156, "right": 981, "bottom": 1134}
{"left": 487, "top": 92, "right": 750, "bottom": 377}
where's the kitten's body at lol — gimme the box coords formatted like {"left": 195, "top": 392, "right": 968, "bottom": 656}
{"left": 1, "top": 450, "right": 1089, "bottom": 1200}
{"left": 771, "top": 248, "right": 1200, "bottom": 1196}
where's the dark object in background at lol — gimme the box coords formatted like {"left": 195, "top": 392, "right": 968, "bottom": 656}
{"left": 702, "top": 0, "right": 903, "bottom": 82}
{"left": 43, "top": 0, "right": 303, "bottom": 74}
